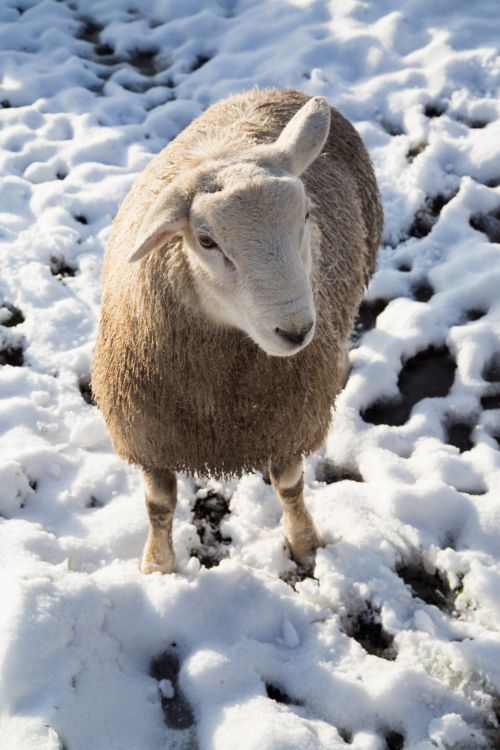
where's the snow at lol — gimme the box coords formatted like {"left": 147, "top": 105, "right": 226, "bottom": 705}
{"left": 0, "top": 0, "right": 499, "bottom": 748}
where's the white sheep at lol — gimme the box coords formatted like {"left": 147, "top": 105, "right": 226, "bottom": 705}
{"left": 92, "top": 87, "right": 382, "bottom": 573}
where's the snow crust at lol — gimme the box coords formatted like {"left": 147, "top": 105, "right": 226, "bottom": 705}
{"left": 0, "top": 1, "right": 499, "bottom": 748}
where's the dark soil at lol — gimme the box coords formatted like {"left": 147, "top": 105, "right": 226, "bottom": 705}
{"left": 150, "top": 650, "right": 196, "bottom": 731}
{"left": 315, "top": 459, "right": 363, "bottom": 484}
{"left": 266, "top": 683, "right": 303, "bottom": 706}
{"left": 50, "top": 256, "right": 77, "bottom": 278}
{"left": 362, "top": 346, "right": 456, "bottom": 426}
{"left": 1, "top": 303, "right": 25, "bottom": 327}
{"left": 397, "top": 562, "right": 456, "bottom": 612}
{"left": 470, "top": 208, "right": 500, "bottom": 243}
{"left": 191, "top": 491, "right": 231, "bottom": 568}
{"left": 408, "top": 193, "right": 456, "bottom": 239}
{"left": 0, "top": 345, "right": 24, "bottom": 367}
{"left": 79, "top": 377, "right": 95, "bottom": 406}
{"left": 352, "top": 298, "right": 389, "bottom": 343}
{"left": 343, "top": 604, "right": 396, "bottom": 660}
{"left": 446, "top": 421, "right": 474, "bottom": 452}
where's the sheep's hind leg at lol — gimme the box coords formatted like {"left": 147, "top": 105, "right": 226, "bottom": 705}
{"left": 270, "top": 460, "right": 323, "bottom": 569}
{"left": 141, "top": 468, "right": 177, "bottom": 574}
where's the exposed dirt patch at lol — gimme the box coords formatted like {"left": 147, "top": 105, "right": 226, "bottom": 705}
{"left": 385, "top": 730, "right": 405, "bottom": 750}
{"left": 1, "top": 303, "right": 25, "bottom": 327}
{"left": 266, "top": 682, "right": 303, "bottom": 706}
{"left": 481, "top": 393, "right": 500, "bottom": 410}
{"left": 362, "top": 346, "right": 456, "bottom": 426}
{"left": 128, "top": 48, "right": 158, "bottom": 76}
{"left": 191, "top": 491, "right": 231, "bottom": 568}
{"left": 483, "top": 355, "right": 500, "bottom": 383}
{"left": 79, "top": 377, "right": 95, "bottom": 406}
{"left": 352, "top": 298, "right": 389, "bottom": 343}
{"left": 315, "top": 459, "right": 363, "bottom": 484}
{"left": 77, "top": 18, "right": 103, "bottom": 45}
{"left": 424, "top": 102, "right": 447, "bottom": 118}
{"left": 0, "top": 345, "right": 24, "bottom": 367}
{"left": 470, "top": 208, "right": 500, "bottom": 243}
{"left": 397, "top": 562, "right": 458, "bottom": 613}
{"left": 446, "top": 421, "right": 474, "bottom": 453}
{"left": 190, "top": 54, "right": 211, "bottom": 72}
{"left": 408, "top": 192, "right": 457, "bottom": 239}
{"left": 412, "top": 279, "right": 434, "bottom": 302}
{"left": 50, "top": 255, "right": 77, "bottom": 278}
{"left": 407, "top": 142, "right": 426, "bottom": 162}
{"left": 150, "top": 649, "right": 196, "bottom": 731}
{"left": 465, "top": 308, "right": 487, "bottom": 322}
{"left": 343, "top": 604, "right": 396, "bottom": 660}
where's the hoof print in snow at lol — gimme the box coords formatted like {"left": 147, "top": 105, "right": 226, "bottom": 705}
{"left": 411, "top": 279, "right": 434, "bottom": 302}
{"left": 191, "top": 491, "right": 231, "bottom": 568}
{"left": 315, "top": 459, "right": 362, "bottom": 484}
{"left": 128, "top": 48, "right": 158, "bottom": 76}
{"left": 74, "top": 214, "right": 88, "bottom": 225}
{"left": 95, "top": 42, "right": 114, "bottom": 57}
{"left": 480, "top": 356, "right": 500, "bottom": 409}
{"left": 50, "top": 255, "right": 77, "bottom": 278}
{"left": 86, "top": 495, "right": 102, "bottom": 508}
{"left": 385, "top": 730, "right": 405, "bottom": 750}
{"left": 190, "top": 55, "right": 211, "bottom": 73}
{"left": 446, "top": 421, "right": 474, "bottom": 453}
{"left": 1, "top": 99, "right": 11, "bottom": 108}
{"left": 150, "top": 650, "right": 195, "bottom": 731}
{"left": 343, "top": 605, "right": 396, "bottom": 660}
{"left": 77, "top": 18, "right": 103, "bottom": 45}
{"left": 407, "top": 143, "right": 426, "bottom": 162}
{"left": 465, "top": 308, "right": 486, "bottom": 322}
{"left": 266, "top": 682, "right": 303, "bottom": 706}
{"left": 408, "top": 193, "right": 456, "bottom": 239}
{"left": 483, "top": 355, "right": 500, "bottom": 384}
{"left": 397, "top": 563, "right": 456, "bottom": 612}
{"left": 1, "top": 303, "right": 25, "bottom": 327}
{"left": 481, "top": 393, "right": 500, "bottom": 410}
{"left": 362, "top": 346, "right": 456, "bottom": 426}
{"left": 79, "top": 377, "right": 95, "bottom": 406}
{"left": 338, "top": 727, "right": 353, "bottom": 744}
{"left": 424, "top": 102, "right": 447, "bottom": 118}
{"left": 352, "top": 298, "right": 388, "bottom": 343}
{"left": 470, "top": 208, "right": 500, "bottom": 244}
{"left": 0, "top": 345, "right": 24, "bottom": 367}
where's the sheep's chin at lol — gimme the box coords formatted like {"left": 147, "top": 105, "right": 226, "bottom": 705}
{"left": 248, "top": 329, "right": 314, "bottom": 358}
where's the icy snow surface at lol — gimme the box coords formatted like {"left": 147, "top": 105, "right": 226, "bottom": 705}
{"left": 1, "top": 1, "right": 500, "bottom": 748}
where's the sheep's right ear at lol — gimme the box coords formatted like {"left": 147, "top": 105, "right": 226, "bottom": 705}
{"left": 127, "top": 182, "right": 192, "bottom": 263}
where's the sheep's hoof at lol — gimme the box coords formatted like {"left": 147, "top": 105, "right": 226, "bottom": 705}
{"left": 141, "top": 549, "right": 176, "bottom": 575}
{"left": 286, "top": 528, "right": 324, "bottom": 571}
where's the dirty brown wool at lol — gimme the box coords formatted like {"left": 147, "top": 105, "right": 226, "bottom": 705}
{"left": 92, "top": 87, "right": 382, "bottom": 573}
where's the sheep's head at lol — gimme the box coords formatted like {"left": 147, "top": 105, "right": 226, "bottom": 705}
{"left": 128, "top": 96, "right": 331, "bottom": 357}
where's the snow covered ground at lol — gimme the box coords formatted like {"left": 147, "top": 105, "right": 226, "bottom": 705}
{"left": 1, "top": 0, "right": 499, "bottom": 748}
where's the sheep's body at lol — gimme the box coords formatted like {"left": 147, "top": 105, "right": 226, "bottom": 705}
{"left": 93, "top": 88, "right": 382, "bottom": 481}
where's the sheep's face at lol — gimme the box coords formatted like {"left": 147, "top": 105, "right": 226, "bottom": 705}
{"left": 184, "top": 167, "right": 316, "bottom": 357}
{"left": 127, "top": 95, "right": 331, "bottom": 357}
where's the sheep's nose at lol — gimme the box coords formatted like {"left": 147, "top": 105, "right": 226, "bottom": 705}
{"left": 275, "top": 322, "right": 313, "bottom": 345}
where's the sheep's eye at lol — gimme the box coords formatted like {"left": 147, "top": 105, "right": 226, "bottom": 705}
{"left": 198, "top": 234, "right": 219, "bottom": 250}
{"left": 305, "top": 209, "right": 310, "bottom": 222}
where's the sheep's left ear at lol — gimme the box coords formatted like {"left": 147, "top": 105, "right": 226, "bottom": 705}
{"left": 127, "top": 174, "right": 196, "bottom": 263}
{"left": 273, "top": 96, "right": 331, "bottom": 176}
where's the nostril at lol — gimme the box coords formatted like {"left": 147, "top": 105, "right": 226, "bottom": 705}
{"left": 275, "top": 322, "right": 313, "bottom": 345}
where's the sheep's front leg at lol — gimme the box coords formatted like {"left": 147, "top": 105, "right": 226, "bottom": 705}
{"left": 270, "top": 460, "right": 323, "bottom": 568}
{"left": 141, "top": 468, "right": 177, "bottom": 574}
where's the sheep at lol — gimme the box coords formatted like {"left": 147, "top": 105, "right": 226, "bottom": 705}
{"left": 92, "top": 87, "right": 383, "bottom": 574}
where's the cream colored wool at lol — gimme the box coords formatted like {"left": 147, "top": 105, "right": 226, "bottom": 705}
{"left": 93, "top": 88, "right": 383, "bottom": 478}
